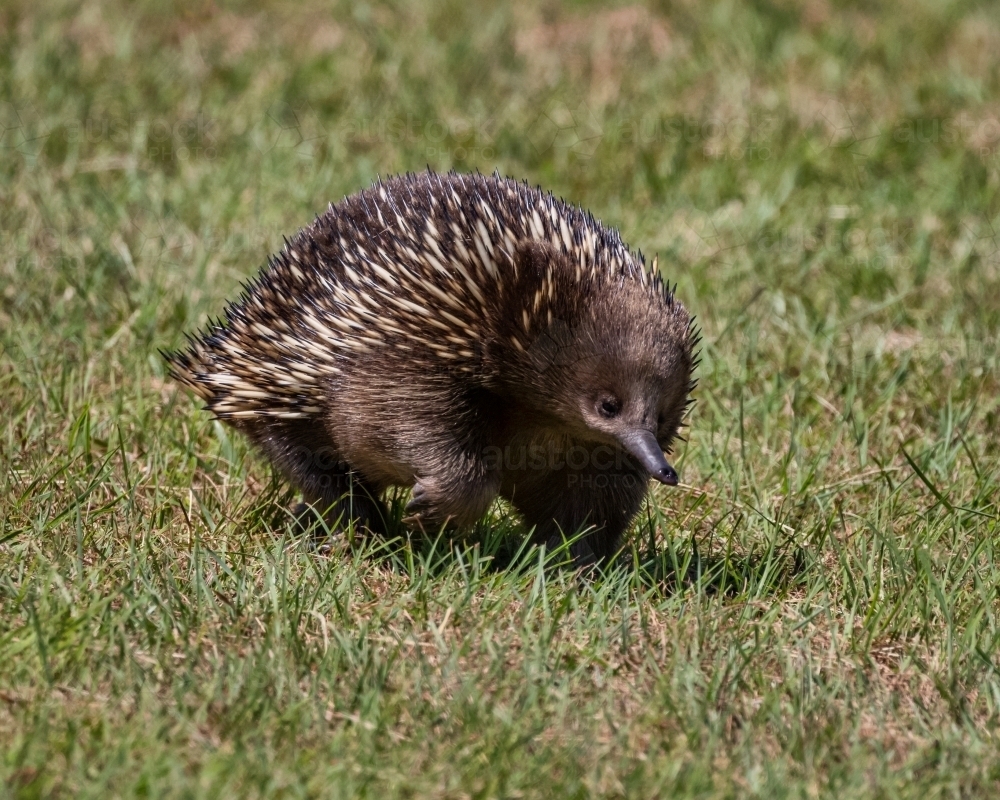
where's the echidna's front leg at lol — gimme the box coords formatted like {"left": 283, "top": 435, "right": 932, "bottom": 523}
{"left": 510, "top": 452, "right": 650, "bottom": 567}
{"left": 405, "top": 457, "right": 500, "bottom": 533}
{"left": 403, "top": 466, "right": 501, "bottom": 534}
{"left": 391, "top": 389, "right": 504, "bottom": 535}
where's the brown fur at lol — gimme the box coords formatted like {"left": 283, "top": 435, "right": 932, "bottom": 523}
{"left": 166, "top": 171, "right": 697, "bottom": 566}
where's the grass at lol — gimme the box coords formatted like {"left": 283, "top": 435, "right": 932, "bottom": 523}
{"left": 2, "top": 0, "right": 1000, "bottom": 796}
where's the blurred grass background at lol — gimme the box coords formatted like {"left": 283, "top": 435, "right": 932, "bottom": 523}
{"left": 2, "top": 0, "right": 1000, "bottom": 796}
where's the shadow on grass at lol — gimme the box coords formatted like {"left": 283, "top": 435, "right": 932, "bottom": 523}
{"left": 246, "top": 484, "right": 809, "bottom": 599}
{"left": 627, "top": 536, "right": 809, "bottom": 598}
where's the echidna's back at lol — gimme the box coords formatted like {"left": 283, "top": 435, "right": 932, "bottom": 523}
{"left": 166, "top": 171, "right": 640, "bottom": 421}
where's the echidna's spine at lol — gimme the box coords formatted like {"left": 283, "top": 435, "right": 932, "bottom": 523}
{"left": 166, "top": 170, "right": 683, "bottom": 421}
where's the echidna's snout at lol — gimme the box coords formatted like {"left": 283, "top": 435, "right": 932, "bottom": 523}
{"left": 619, "top": 429, "right": 679, "bottom": 486}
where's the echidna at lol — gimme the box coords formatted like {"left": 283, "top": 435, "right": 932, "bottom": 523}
{"left": 166, "top": 170, "right": 698, "bottom": 566}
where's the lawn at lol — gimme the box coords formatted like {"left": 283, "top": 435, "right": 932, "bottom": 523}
{"left": 2, "top": 0, "right": 1000, "bottom": 796}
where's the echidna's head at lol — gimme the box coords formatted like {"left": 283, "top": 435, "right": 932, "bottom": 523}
{"left": 498, "top": 242, "right": 697, "bottom": 485}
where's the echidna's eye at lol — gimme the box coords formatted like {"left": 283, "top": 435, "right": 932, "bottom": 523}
{"left": 657, "top": 412, "right": 666, "bottom": 427}
{"left": 598, "top": 397, "right": 621, "bottom": 418}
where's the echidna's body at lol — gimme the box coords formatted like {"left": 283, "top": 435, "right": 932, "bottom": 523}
{"left": 167, "top": 171, "right": 697, "bottom": 565}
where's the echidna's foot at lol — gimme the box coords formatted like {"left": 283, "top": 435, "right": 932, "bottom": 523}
{"left": 402, "top": 481, "right": 432, "bottom": 525}
{"left": 530, "top": 517, "right": 627, "bottom": 570}
{"left": 542, "top": 526, "right": 603, "bottom": 570}
{"left": 402, "top": 479, "right": 455, "bottom": 534}
{"left": 292, "top": 489, "right": 390, "bottom": 547}
{"left": 292, "top": 501, "right": 341, "bottom": 535}
{"left": 291, "top": 502, "right": 345, "bottom": 552}
{"left": 403, "top": 475, "right": 498, "bottom": 534}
